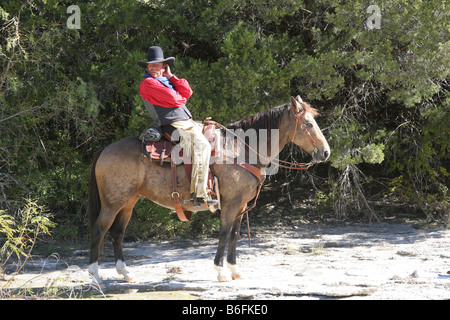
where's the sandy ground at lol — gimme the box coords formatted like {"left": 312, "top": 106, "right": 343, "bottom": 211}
{"left": 2, "top": 218, "right": 449, "bottom": 300}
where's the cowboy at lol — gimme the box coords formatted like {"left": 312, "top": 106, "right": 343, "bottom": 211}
{"left": 138, "top": 46, "right": 218, "bottom": 206}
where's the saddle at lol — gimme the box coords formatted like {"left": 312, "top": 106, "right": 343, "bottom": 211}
{"left": 141, "top": 122, "right": 217, "bottom": 163}
{"left": 139, "top": 120, "right": 220, "bottom": 221}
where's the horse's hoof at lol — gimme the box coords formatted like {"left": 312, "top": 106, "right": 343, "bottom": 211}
{"left": 218, "top": 275, "right": 229, "bottom": 282}
{"left": 231, "top": 273, "right": 242, "bottom": 280}
{"left": 124, "top": 276, "right": 134, "bottom": 283}
{"left": 91, "top": 279, "right": 105, "bottom": 289}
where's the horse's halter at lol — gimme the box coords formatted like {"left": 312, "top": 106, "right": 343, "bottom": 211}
{"left": 290, "top": 105, "right": 318, "bottom": 157}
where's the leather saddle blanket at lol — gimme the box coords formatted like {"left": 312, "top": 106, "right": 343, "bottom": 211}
{"left": 144, "top": 140, "right": 176, "bottom": 164}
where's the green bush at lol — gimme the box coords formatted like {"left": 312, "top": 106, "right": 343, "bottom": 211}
{"left": 0, "top": 198, "right": 55, "bottom": 273}
{"left": 0, "top": 0, "right": 448, "bottom": 244}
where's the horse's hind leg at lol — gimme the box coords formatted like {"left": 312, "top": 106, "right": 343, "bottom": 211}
{"left": 110, "top": 198, "right": 137, "bottom": 283}
{"left": 89, "top": 206, "right": 119, "bottom": 284}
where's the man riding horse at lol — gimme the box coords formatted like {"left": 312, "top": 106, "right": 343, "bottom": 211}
{"left": 138, "top": 46, "right": 218, "bottom": 206}
{"left": 87, "top": 46, "right": 330, "bottom": 284}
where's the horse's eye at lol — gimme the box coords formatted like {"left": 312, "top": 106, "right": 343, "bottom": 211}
{"left": 306, "top": 123, "right": 313, "bottom": 128}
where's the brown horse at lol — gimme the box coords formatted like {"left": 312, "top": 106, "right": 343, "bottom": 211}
{"left": 87, "top": 96, "right": 330, "bottom": 283}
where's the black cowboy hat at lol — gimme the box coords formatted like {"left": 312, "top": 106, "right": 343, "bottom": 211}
{"left": 137, "top": 46, "right": 175, "bottom": 69}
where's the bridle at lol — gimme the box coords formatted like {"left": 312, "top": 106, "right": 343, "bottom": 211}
{"left": 267, "top": 105, "right": 319, "bottom": 171}
{"left": 290, "top": 105, "right": 318, "bottom": 158}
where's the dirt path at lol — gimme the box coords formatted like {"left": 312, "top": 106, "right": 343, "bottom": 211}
{"left": 3, "top": 218, "right": 449, "bottom": 300}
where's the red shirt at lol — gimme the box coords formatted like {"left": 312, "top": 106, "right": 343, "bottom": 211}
{"left": 139, "top": 75, "right": 193, "bottom": 108}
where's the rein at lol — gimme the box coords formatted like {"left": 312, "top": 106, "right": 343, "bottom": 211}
{"left": 206, "top": 105, "right": 317, "bottom": 171}
{"left": 204, "top": 106, "right": 318, "bottom": 246}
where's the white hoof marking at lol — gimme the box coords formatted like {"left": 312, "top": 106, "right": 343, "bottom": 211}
{"left": 116, "top": 260, "right": 134, "bottom": 282}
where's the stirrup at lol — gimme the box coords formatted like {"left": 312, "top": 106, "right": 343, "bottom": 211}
{"left": 189, "top": 194, "right": 219, "bottom": 206}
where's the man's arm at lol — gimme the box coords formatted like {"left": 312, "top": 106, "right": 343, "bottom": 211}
{"left": 164, "top": 65, "right": 193, "bottom": 100}
{"left": 169, "top": 76, "right": 193, "bottom": 100}
{"left": 140, "top": 77, "right": 188, "bottom": 108}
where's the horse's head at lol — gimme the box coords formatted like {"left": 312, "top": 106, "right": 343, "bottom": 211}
{"left": 289, "top": 96, "right": 330, "bottom": 163}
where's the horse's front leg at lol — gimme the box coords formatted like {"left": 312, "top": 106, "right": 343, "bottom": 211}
{"left": 213, "top": 203, "right": 246, "bottom": 282}
{"left": 213, "top": 210, "right": 232, "bottom": 282}
{"left": 227, "top": 214, "right": 244, "bottom": 280}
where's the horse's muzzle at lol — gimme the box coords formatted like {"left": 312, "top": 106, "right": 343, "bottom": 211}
{"left": 313, "top": 148, "right": 330, "bottom": 163}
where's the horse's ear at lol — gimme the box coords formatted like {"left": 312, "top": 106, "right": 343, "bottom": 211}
{"left": 290, "top": 96, "right": 302, "bottom": 113}
{"left": 295, "top": 95, "right": 303, "bottom": 103}
{"left": 290, "top": 96, "right": 296, "bottom": 105}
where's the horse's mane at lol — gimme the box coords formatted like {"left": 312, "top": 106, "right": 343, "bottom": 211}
{"left": 226, "top": 102, "right": 318, "bottom": 131}
{"left": 226, "top": 105, "right": 287, "bottom": 131}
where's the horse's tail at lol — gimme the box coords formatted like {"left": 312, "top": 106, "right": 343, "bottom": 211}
{"left": 88, "top": 148, "right": 103, "bottom": 233}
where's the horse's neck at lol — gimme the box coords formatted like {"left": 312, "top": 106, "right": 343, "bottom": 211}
{"left": 238, "top": 108, "right": 291, "bottom": 168}
{"left": 261, "top": 110, "right": 291, "bottom": 168}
